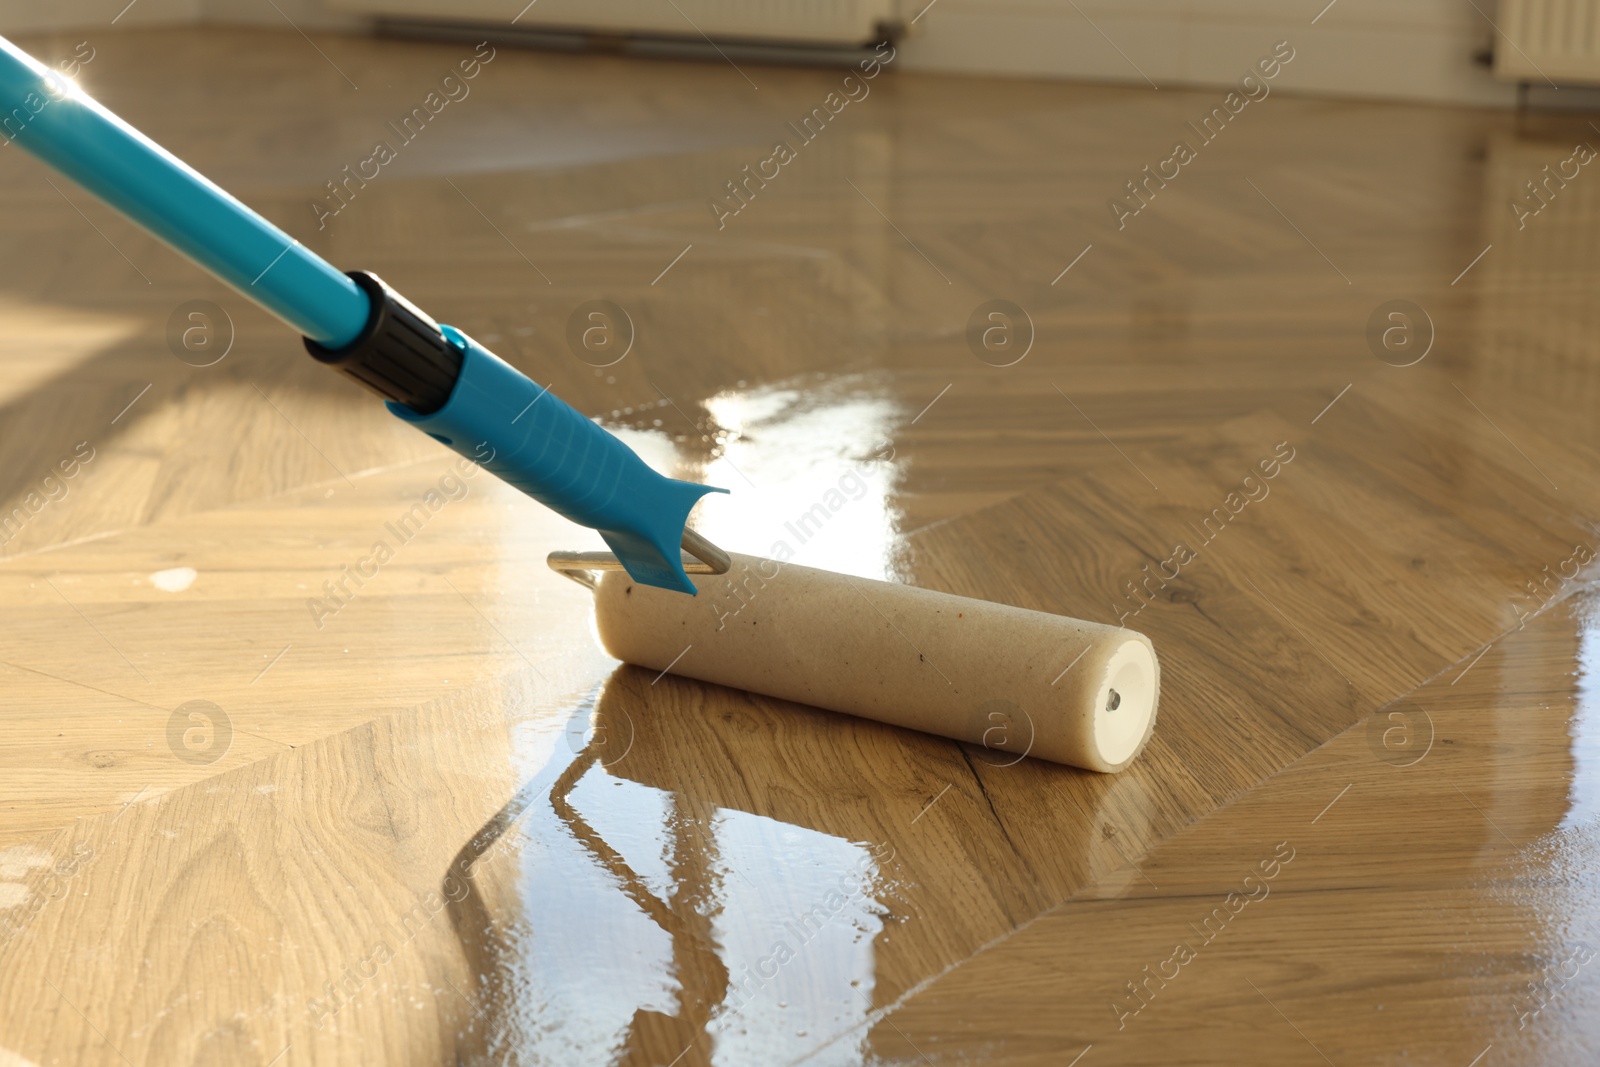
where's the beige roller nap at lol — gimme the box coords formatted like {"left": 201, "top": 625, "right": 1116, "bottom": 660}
{"left": 592, "top": 553, "right": 1159, "bottom": 772}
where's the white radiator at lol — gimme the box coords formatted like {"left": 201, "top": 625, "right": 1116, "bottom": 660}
{"left": 1496, "top": 0, "right": 1600, "bottom": 84}
{"left": 324, "top": 0, "right": 900, "bottom": 48}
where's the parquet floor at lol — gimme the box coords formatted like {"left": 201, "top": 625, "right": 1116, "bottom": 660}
{"left": 1, "top": 24, "right": 1598, "bottom": 1066}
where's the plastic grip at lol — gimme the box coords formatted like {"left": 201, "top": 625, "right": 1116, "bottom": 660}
{"left": 389, "top": 327, "right": 725, "bottom": 594}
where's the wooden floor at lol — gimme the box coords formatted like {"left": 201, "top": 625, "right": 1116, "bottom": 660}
{"left": 2, "top": 24, "right": 1600, "bottom": 1067}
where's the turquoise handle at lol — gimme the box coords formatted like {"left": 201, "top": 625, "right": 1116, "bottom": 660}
{"left": 391, "top": 329, "right": 726, "bottom": 594}
{"left": 0, "top": 36, "right": 367, "bottom": 345}
{"left": 0, "top": 34, "right": 729, "bottom": 594}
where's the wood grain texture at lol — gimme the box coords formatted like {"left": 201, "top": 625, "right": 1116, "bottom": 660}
{"left": 873, "top": 592, "right": 1600, "bottom": 1066}
{"left": 2, "top": 23, "right": 1600, "bottom": 1067}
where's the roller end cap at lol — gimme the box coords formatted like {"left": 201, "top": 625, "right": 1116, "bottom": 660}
{"left": 1091, "top": 637, "right": 1159, "bottom": 772}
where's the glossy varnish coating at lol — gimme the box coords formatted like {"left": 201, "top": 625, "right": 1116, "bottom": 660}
{"left": 1, "top": 25, "right": 1599, "bottom": 1067}
{"left": 875, "top": 594, "right": 1600, "bottom": 1065}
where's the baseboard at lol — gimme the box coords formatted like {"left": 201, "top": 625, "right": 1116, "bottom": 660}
{"left": 897, "top": 4, "right": 1518, "bottom": 107}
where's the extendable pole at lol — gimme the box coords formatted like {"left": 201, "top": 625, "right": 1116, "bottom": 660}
{"left": 0, "top": 36, "right": 725, "bottom": 594}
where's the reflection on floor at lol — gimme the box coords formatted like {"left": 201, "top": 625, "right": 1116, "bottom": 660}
{"left": 1, "top": 22, "right": 1599, "bottom": 1067}
{"left": 457, "top": 686, "right": 888, "bottom": 1066}
{"left": 620, "top": 374, "right": 908, "bottom": 580}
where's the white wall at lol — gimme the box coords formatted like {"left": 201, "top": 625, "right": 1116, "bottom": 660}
{"left": 198, "top": 0, "right": 362, "bottom": 29}
{"left": 899, "top": 0, "right": 1516, "bottom": 106}
{"left": 0, "top": 0, "right": 358, "bottom": 33}
{"left": 0, "top": 0, "right": 200, "bottom": 32}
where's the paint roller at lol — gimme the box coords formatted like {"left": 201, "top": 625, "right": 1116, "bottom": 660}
{"left": 0, "top": 36, "right": 1159, "bottom": 771}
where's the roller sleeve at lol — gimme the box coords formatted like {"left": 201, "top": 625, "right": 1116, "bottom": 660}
{"left": 592, "top": 553, "right": 1159, "bottom": 772}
